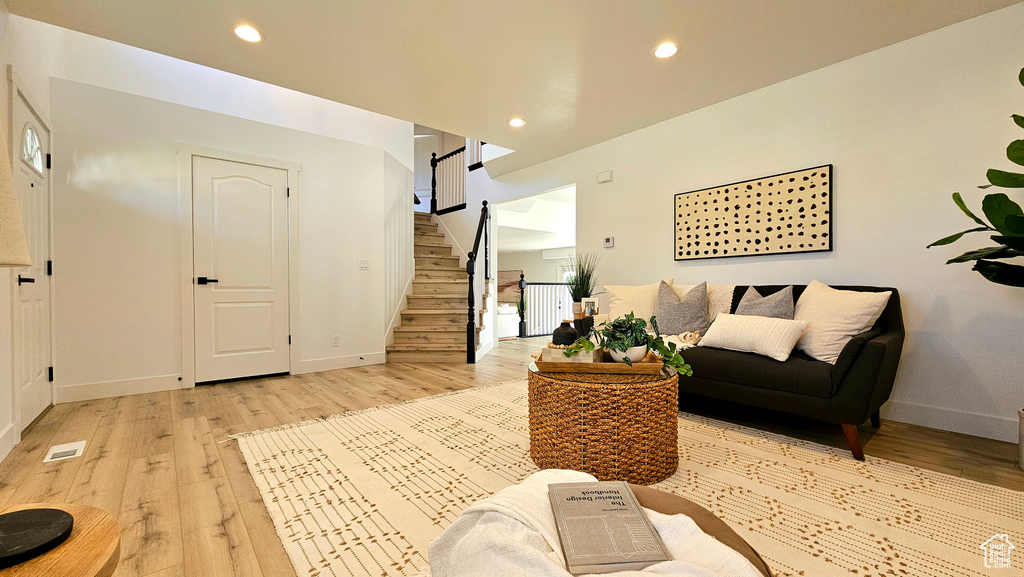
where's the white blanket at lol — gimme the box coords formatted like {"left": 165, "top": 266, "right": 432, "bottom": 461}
{"left": 427, "top": 470, "right": 763, "bottom": 577}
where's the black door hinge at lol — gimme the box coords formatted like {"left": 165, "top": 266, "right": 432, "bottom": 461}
{"left": 288, "top": 335, "right": 292, "bottom": 344}
{"left": 46, "top": 153, "right": 51, "bottom": 170}
{"left": 48, "top": 367, "right": 53, "bottom": 382}
{"left": 46, "top": 260, "right": 52, "bottom": 276}
{"left": 286, "top": 187, "right": 290, "bottom": 198}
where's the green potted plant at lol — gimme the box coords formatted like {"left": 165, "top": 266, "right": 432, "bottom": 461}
{"left": 927, "top": 66, "right": 1024, "bottom": 469}
{"left": 587, "top": 312, "right": 693, "bottom": 375}
{"left": 565, "top": 252, "right": 601, "bottom": 319}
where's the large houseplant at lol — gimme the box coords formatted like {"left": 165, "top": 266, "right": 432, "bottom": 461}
{"left": 927, "top": 66, "right": 1024, "bottom": 470}
{"left": 565, "top": 252, "right": 601, "bottom": 319}
{"left": 927, "top": 67, "right": 1024, "bottom": 287}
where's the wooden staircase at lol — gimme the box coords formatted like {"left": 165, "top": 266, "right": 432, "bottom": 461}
{"left": 387, "top": 212, "right": 484, "bottom": 363}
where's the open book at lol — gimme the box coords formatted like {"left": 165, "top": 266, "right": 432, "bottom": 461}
{"left": 548, "top": 481, "right": 670, "bottom": 574}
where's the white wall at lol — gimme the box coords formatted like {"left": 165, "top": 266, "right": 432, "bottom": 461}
{"left": 384, "top": 151, "right": 415, "bottom": 345}
{"left": 498, "top": 251, "right": 569, "bottom": 283}
{"left": 445, "top": 3, "right": 1024, "bottom": 442}
{"left": 50, "top": 78, "right": 411, "bottom": 400}
{"left": 0, "top": 0, "right": 16, "bottom": 462}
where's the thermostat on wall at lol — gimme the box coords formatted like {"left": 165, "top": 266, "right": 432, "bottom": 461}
{"left": 603, "top": 236, "right": 615, "bottom": 248}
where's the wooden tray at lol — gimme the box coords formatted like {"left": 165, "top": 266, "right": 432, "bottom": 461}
{"left": 533, "top": 348, "right": 665, "bottom": 375}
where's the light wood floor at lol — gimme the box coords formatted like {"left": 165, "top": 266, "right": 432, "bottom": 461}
{"left": 0, "top": 336, "right": 1020, "bottom": 577}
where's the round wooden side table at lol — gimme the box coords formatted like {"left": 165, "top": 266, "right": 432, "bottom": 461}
{"left": 527, "top": 364, "right": 679, "bottom": 485}
{"left": 0, "top": 503, "right": 119, "bottom": 577}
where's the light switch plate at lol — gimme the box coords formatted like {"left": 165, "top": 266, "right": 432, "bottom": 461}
{"left": 358, "top": 259, "right": 370, "bottom": 270}
{"left": 603, "top": 236, "right": 615, "bottom": 248}
{"left": 596, "top": 170, "right": 614, "bottom": 184}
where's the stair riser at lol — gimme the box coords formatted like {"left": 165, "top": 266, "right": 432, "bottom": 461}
{"left": 415, "top": 245, "right": 454, "bottom": 257}
{"left": 394, "top": 332, "right": 466, "bottom": 344}
{"left": 414, "top": 223, "right": 438, "bottom": 234}
{"left": 416, "top": 257, "right": 460, "bottom": 268}
{"left": 387, "top": 351, "right": 466, "bottom": 364}
{"left": 413, "top": 283, "right": 467, "bottom": 295}
{"left": 400, "top": 313, "right": 464, "bottom": 326}
{"left": 407, "top": 297, "right": 468, "bottom": 309}
{"left": 415, "top": 238, "right": 449, "bottom": 247}
{"left": 415, "top": 269, "right": 467, "bottom": 280}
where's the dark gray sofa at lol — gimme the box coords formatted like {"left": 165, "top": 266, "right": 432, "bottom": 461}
{"left": 678, "top": 284, "right": 904, "bottom": 460}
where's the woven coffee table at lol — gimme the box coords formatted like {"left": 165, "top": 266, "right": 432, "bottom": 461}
{"left": 527, "top": 364, "right": 679, "bottom": 485}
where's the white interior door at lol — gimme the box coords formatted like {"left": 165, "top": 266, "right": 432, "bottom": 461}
{"left": 12, "top": 91, "right": 52, "bottom": 427}
{"left": 193, "top": 156, "right": 289, "bottom": 383}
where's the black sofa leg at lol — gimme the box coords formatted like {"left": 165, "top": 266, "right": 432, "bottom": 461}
{"left": 841, "top": 423, "right": 865, "bottom": 461}
{"left": 870, "top": 410, "right": 881, "bottom": 429}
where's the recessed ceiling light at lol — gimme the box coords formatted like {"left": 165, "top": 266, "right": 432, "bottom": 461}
{"left": 234, "top": 25, "right": 263, "bottom": 43}
{"left": 653, "top": 42, "right": 677, "bottom": 59}
{"left": 508, "top": 117, "right": 526, "bottom": 128}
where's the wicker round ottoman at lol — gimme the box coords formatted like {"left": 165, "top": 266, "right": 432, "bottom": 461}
{"left": 527, "top": 367, "right": 679, "bottom": 485}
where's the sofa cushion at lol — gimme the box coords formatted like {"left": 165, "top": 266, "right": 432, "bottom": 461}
{"left": 795, "top": 280, "right": 892, "bottom": 364}
{"left": 673, "top": 283, "right": 736, "bottom": 323}
{"left": 681, "top": 346, "right": 835, "bottom": 398}
{"left": 656, "top": 281, "right": 710, "bottom": 335}
{"left": 699, "top": 313, "right": 807, "bottom": 362}
{"left": 735, "top": 286, "right": 794, "bottom": 319}
{"left": 605, "top": 278, "right": 674, "bottom": 320}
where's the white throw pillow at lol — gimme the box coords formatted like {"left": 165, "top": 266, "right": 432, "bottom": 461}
{"left": 605, "top": 278, "right": 674, "bottom": 320}
{"left": 699, "top": 313, "right": 809, "bottom": 362}
{"left": 794, "top": 280, "right": 892, "bottom": 364}
{"left": 674, "top": 284, "right": 736, "bottom": 323}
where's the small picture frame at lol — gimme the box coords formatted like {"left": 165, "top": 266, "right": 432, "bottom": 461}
{"left": 581, "top": 298, "right": 599, "bottom": 317}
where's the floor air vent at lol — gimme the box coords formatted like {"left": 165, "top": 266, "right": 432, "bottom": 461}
{"left": 43, "top": 441, "right": 87, "bottom": 463}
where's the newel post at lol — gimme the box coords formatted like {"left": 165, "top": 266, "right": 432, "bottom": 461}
{"left": 518, "top": 273, "right": 527, "bottom": 338}
{"left": 430, "top": 152, "right": 438, "bottom": 214}
{"left": 467, "top": 251, "right": 477, "bottom": 364}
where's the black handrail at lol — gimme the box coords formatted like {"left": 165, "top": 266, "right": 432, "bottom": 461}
{"left": 466, "top": 201, "right": 489, "bottom": 364}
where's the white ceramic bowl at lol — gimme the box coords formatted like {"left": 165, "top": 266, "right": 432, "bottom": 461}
{"left": 609, "top": 345, "right": 648, "bottom": 364}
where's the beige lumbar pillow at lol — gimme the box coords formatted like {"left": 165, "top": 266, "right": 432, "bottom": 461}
{"left": 699, "top": 313, "right": 809, "bottom": 362}
{"left": 605, "top": 278, "right": 674, "bottom": 320}
{"left": 794, "top": 280, "right": 892, "bottom": 364}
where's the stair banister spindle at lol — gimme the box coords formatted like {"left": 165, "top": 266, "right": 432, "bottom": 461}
{"left": 466, "top": 250, "right": 476, "bottom": 364}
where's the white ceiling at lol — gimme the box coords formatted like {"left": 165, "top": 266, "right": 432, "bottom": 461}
{"left": 9, "top": 0, "right": 1020, "bottom": 174}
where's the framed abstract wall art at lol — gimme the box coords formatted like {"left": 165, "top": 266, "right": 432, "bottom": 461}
{"left": 674, "top": 165, "right": 832, "bottom": 261}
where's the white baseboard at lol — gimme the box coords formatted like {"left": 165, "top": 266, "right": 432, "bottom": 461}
{"left": 0, "top": 422, "right": 18, "bottom": 465}
{"left": 475, "top": 338, "right": 494, "bottom": 361}
{"left": 882, "top": 400, "right": 1018, "bottom": 443}
{"left": 292, "top": 351, "right": 386, "bottom": 375}
{"left": 55, "top": 374, "right": 182, "bottom": 404}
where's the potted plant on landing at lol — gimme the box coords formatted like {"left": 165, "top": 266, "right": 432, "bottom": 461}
{"left": 927, "top": 66, "right": 1024, "bottom": 470}
{"left": 565, "top": 252, "right": 601, "bottom": 320}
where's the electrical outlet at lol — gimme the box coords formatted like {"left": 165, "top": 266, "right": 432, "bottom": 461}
{"left": 332, "top": 336, "right": 341, "bottom": 347}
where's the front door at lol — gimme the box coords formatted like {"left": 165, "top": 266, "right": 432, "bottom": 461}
{"left": 192, "top": 156, "right": 289, "bottom": 383}
{"left": 12, "top": 90, "right": 52, "bottom": 427}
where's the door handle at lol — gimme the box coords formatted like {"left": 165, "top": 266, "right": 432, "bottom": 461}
{"left": 17, "top": 275, "right": 34, "bottom": 285}
{"left": 196, "top": 277, "right": 219, "bottom": 285}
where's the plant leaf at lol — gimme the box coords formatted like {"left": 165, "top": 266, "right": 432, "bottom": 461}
{"left": 1014, "top": 114, "right": 1024, "bottom": 130}
{"left": 1005, "top": 214, "right": 1024, "bottom": 235}
{"left": 993, "top": 235, "right": 1024, "bottom": 250}
{"left": 1020, "top": 66, "right": 1024, "bottom": 87}
{"left": 927, "top": 227, "right": 990, "bottom": 247}
{"left": 1008, "top": 140, "right": 1024, "bottom": 167}
{"left": 987, "top": 169, "right": 1024, "bottom": 188}
{"left": 945, "top": 246, "right": 1018, "bottom": 264}
{"left": 982, "top": 193, "right": 1024, "bottom": 234}
{"left": 952, "top": 192, "right": 989, "bottom": 227}
{"left": 973, "top": 259, "right": 1024, "bottom": 287}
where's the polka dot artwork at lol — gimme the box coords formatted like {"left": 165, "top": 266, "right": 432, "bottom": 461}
{"left": 674, "top": 164, "right": 832, "bottom": 261}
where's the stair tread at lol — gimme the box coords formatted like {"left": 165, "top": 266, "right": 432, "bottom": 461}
{"left": 401, "top": 309, "right": 466, "bottom": 314}
{"left": 394, "top": 325, "right": 481, "bottom": 332}
{"left": 413, "top": 279, "right": 468, "bottom": 283}
{"left": 408, "top": 294, "right": 466, "bottom": 299}
{"left": 387, "top": 344, "right": 467, "bottom": 351}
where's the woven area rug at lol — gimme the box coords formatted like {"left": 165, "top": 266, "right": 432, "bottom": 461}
{"left": 235, "top": 380, "right": 1023, "bottom": 577}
